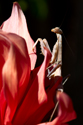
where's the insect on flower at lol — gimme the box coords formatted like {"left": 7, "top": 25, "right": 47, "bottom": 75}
{"left": 0, "top": 2, "right": 76, "bottom": 125}
{"left": 32, "top": 27, "right": 75, "bottom": 122}
{"left": 32, "top": 27, "right": 62, "bottom": 77}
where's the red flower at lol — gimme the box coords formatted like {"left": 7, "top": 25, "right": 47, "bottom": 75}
{"left": 0, "top": 2, "right": 76, "bottom": 125}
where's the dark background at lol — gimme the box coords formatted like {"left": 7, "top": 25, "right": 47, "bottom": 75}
{"left": 0, "top": 0, "right": 83, "bottom": 124}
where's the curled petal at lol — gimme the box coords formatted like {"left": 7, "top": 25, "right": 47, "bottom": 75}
{"left": 56, "top": 92, "right": 76, "bottom": 123}
{"left": 0, "top": 33, "right": 10, "bottom": 92}
{"left": 11, "top": 47, "right": 52, "bottom": 125}
{"left": 2, "top": 34, "right": 31, "bottom": 123}
{"left": 1, "top": 2, "right": 37, "bottom": 69}
{"left": 0, "top": 30, "right": 29, "bottom": 60}
{"left": 0, "top": 29, "right": 30, "bottom": 92}
{"left": 37, "top": 92, "right": 76, "bottom": 125}
{"left": 24, "top": 77, "right": 62, "bottom": 125}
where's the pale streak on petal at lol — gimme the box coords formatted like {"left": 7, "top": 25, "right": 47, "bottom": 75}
{"left": 2, "top": 45, "right": 18, "bottom": 99}
{"left": 2, "top": 45, "right": 9, "bottom": 61}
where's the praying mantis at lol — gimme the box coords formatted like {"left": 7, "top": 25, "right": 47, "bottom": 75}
{"left": 32, "top": 27, "right": 70, "bottom": 121}
{"left": 32, "top": 27, "right": 62, "bottom": 78}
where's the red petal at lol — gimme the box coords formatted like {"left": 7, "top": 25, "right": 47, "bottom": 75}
{"left": 36, "top": 92, "right": 76, "bottom": 125}
{"left": 56, "top": 92, "right": 77, "bottom": 123}
{"left": 24, "top": 77, "right": 62, "bottom": 125}
{"left": 0, "top": 29, "right": 30, "bottom": 91}
{"left": 11, "top": 47, "right": 51, "bottom": 124}
{"left": 0, "top": 90, "right": 7, "bottom": 125}
{"left": 2, "top": 34, "right": 31, "bottom": 123}
{"left": 1, "top": 2, "right": 37, "bottom": 70}
{"left": 12, "top": 48, "right": 62, "bottom": 125}
{"left": 0, "top": 33, "right": 10, "bottom": 92}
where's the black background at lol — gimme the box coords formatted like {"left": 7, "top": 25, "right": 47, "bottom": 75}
{"left": 0, "top": 0, "right": 83, "bottom": 124}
